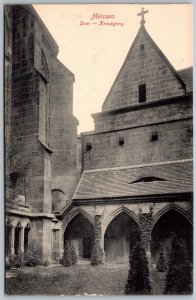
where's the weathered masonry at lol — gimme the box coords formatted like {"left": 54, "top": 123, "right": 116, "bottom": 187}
{"left": 5, "top": 5, "right": 193, "bottom": 264}
{"left": 5, "top": 5, "right": 80, "bottom": 258}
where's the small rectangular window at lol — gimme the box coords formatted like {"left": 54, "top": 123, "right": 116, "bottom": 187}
{"left": 140, "top": 44, "right": 145, "bottom": 51}
{"left": 86, "top": 142, "right": 92, "bottom": 151}
{"left": 139, "top": 84, "right": 146, "bottom": 103}
{"left": 119, "top": 137, "right": 124, "bottom": 146}
{"left": 151, "top": 132, "right": 159, "bottom": 142}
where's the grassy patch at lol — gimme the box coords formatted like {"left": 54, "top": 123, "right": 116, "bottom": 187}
{"left": 151, "top": 268, "right": 166, "bottom": 295}
{"left": 5, "top": 264, "right": 165, "bottom": 295}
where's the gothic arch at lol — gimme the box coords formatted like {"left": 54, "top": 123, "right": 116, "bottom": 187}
{"left": 151, "top": 203, "right": 193, "bottom": 264}
{"left": 63, "top": 208, "right": 94, "bottom": 260}
{"left": 152, "top": 203, "right": 192, "bottom": 232}
{"left": 52, "top": 188, "right": 66, "bottom": 195}
{"left": 103, "top": 206, "right": 140, "bottom": 236}
{"left": 104, "top": 206, "right": 140, "bottom": 263}
{"left": 39, "top": 51, "right": 50, "bottom": 144}
{"left": 62, "top": 208, "right": 94, "bottom": 232}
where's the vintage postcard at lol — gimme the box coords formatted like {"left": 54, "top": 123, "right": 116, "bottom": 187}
{"left": 5, "top": 4, "right": 193, "bottom": 295}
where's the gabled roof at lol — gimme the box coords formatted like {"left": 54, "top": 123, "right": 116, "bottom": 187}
{"left": 102, "top": 25, "right": 186, "bottom": 111}
{"left": 73, "top": 160, "right": 192, "bottom": 200}
{"left": 140, "top": 26, "right": 186, "bottom": 90}
{"left": 177, "top": 67, "right": 193, "bottom": 92}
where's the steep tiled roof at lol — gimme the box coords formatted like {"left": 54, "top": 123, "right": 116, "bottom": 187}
{"left": 73, "top": 160, "right": 192, "bottom": 200}
{"left": 178, "top": 67, "right": 193, "bottom": 92}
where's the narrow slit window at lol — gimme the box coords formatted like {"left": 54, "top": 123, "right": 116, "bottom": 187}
{"left": 140, "top": 44, "right": 145, "bottom": 52}
{"left": 139, "top": 84, "right": 146, "bottom": 103}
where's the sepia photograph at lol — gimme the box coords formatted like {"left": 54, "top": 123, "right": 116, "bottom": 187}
{"left": 5, "top": 3, "right": 193, "bottom": 295}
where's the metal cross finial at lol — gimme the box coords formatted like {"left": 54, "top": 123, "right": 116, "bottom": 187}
{"left": 137, "top": 7, "right": 149, "bottom": 26}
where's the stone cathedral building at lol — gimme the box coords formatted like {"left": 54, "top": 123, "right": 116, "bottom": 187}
{"left": 5, "top": 5, "right": 193, "bottom": 265}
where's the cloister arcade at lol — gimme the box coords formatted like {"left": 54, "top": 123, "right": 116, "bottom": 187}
{"left": 60, "top": 203, "right": 192, "bottom": 265}
{"left": 5, "top": 218, "right": 31, "bottom": 256}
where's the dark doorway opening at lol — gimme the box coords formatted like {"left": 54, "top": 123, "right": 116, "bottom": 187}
{"left": 151, "top": 209, "right": 193, "bottom": 265}
{"left": 83, "top": 237, "right": 91, "bottom": 258}
{"left": 104, "top": 212, "right": 140, "bottom": 263}
{"left": 24, "top": 227, "right": 30, "bottom": 252}
{"left": 14, "top": 227, "right": 20, "bottom": 255}
{"left": 6, "top": 226, "right": 11, "bottom": 256}
{"left": 64, "top": 214, "right": 94, "bottom": 260}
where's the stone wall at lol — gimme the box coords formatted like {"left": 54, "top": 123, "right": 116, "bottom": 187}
{"left": 93, "top": 97, "right": 192, "bottom": 132}
{"left": 5, "top": 6, "right": 12, "bottom": 163}
{"left": 46, "top": 52, "right": 80, "bottom": 210}
{"left": 8, "top": 5, "right": 79, "bottom": 213}
{"left": 82, "top": 117, "right": 192, "bottom": 170}
{"left": 46, "top": 52, "right": 78, "bottom": 175}
{"left": 28, "top": 219, "right": 44, "bottom": 255}
{"left": 9, "top": 6, "right": 53, "bottom": 212}
{"left": 5, "top": 6, "right": 13, "bottom": 199}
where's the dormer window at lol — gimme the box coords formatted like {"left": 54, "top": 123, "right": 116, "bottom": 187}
{"left": 130, "top": 176, "right": 166, "bottom": 184}
{"left": 139, "top": 84, "right": 146, "bottom": 103}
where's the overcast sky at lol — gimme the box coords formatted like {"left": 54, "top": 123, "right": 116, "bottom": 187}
{"left": 33, "top": 4, "right": 193, "bottom": 133}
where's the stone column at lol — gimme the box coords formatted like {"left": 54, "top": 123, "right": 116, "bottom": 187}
{"left": 11, "top": 226, "right": 15, "bottom": 255}
{"left": 91, "top": 215, "right": 104, "bottom": 265}
{"left": 139, "top": 208, "right": 153, "bottom": 264}
{"left": 100, "top": 230, "right": 105, "bottom": 263}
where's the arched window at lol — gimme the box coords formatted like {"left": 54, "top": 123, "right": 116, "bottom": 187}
{"left": 24, "top": 223, "right": 31, "bottom": 252}
{"left": 14, "top": 222, "right": 22, "bottom": 256}
{"left": 39, "top": 51, "right": 50, "bottom": 145}
{"left": 52, "top": 189, "right": 67, "bottom": 212}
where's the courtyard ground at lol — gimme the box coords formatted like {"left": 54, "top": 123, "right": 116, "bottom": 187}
{"left": 5, "top": 263, "right": 166, "bottom": 296}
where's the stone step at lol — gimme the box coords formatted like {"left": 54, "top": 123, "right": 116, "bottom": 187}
{"left": 6, "top": 271, "right": 17, "bottom": 278}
